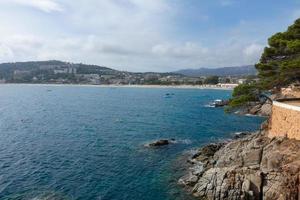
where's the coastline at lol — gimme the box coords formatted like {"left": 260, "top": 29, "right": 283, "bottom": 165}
{"left": 0, "top": 83, "right": 235, "bottom": 90}
{"left": 178, "top": 129, "right": 300, "bottom": 200}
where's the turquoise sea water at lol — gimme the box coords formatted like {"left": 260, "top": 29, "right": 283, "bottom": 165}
{"left": 0, "top": 85, "right": 264, "bottom": 200}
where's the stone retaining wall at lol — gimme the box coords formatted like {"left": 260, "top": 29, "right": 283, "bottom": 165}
{"left": 269, "top": 101, "right": 300, "bottom": 140}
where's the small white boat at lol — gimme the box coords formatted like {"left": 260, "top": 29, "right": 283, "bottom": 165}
{"left": 209, "top": 99, "right": 228, "bottom": 107}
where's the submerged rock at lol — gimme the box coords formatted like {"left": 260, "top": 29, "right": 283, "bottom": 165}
{"left": 179, "top": 131, "right": 300, "bottom": 200}
{"left": 148, "top": 139, "right": 175, "bottom": 147}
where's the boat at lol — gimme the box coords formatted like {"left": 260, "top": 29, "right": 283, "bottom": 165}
{"left": 209, "top": 99, "right": 229, "bottom": 107}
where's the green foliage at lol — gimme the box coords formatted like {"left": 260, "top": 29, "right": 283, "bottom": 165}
{"left": 257, "top": 18, "right": 300, "bottom": 89}
{"left": 204, "top": 76, "right": 219, "bottom": 84}
{"left": 232, "top": 83, "right": 257, "bottom": 97}
{"left": 228, "top": 18, "right": 300, "bottom": 110}
{"left": 228, "top": 94, "right": 256, "bottom": 107}
{"left": 227, "top": 83, "right": 258, "bottom": 110}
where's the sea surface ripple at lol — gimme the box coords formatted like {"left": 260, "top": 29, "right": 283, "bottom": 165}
{"left": 0, "top": 85, "right": 264, "bottom": 200}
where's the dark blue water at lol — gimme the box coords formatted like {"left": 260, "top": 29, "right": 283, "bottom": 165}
{"left": 0, "top": 85, "right": 264, "bottom": 200}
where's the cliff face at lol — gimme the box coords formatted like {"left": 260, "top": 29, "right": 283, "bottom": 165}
{"left": 179, "top": 131, "right": 300, "bottom": 200}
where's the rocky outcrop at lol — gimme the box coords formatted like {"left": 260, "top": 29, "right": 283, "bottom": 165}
{"left": 259, "top": 103, "right": 272, "bottom": 116}
{"left": 234, "top": 102, "right": 272, "bottom": 117}
{"left": 242, "top": 103, "right": 272, "bottom": 117}
{"left": 179, "top": 131, "right": 300, "bottom": 199}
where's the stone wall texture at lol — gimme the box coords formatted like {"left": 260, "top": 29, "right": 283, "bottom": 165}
{"left": 269, "top": 101, "right": 300, "bottom": 140}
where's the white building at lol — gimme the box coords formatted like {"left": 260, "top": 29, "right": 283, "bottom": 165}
{"left": 54, "top": 67, "right": 77, "bottom": 74}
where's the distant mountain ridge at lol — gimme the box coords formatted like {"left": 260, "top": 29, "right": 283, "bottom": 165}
{"left": 174, "top": 65, "right": 257, "bottom": 77}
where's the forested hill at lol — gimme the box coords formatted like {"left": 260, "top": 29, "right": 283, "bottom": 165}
{"left": 174, "top": 65, "right": 256, "bottom": 77}
{"left": 0, "top": 60, "right": 186, "bottom": 85}
{"left": 0, "top": 60, "right": 116, "bottom": 78}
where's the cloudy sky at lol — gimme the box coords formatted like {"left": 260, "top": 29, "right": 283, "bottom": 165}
{"left": 0, "top": 0, "right": 299, "bottom": 72}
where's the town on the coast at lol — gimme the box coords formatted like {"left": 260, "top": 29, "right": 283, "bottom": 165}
{"left": 0, "top": 61, "right": 256, "bottom": 88}
{"left": 1, "top": 0, "right": 300, "bottom": 199}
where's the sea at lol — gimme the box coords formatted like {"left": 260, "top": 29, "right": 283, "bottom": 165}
{"left": 0, "top": 84, "right": 264, "bottom": 200}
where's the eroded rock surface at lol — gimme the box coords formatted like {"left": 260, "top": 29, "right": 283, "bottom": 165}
{"left": 179, "top": 132, "right": 300, "bottom": 200}
{"left": 235, "top": 102, "right": 272, "bottom": 117}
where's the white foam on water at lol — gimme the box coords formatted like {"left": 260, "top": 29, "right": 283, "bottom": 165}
{"left": 173, "top": 139, "right": 192, "bottom": 144}
{"left": 203, "top": 104, "right": 215, "bottom": 108}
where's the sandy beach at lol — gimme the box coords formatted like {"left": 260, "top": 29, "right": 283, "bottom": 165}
{"left": 0, "top": 83, "right": 237, "bottom": 90}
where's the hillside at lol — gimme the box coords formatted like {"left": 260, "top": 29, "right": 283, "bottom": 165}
{"left": 0, "top": 60, "right": 252, "bottom": 85}
{"left": 0, "top": 60, "right": 190, "bottom": 85}
{"left": 174, "top": 65, "right": 257, "bottom": 77}
{"left": 0, "top": 60, "right": 117, "bottom": 78}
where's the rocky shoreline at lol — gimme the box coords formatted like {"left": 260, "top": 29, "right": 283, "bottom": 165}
{"left": 178, "top": 130, "right": 300, "bottom": 200}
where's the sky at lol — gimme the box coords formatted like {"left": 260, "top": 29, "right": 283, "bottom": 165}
{"left": 0, "top": 0, "right": 299, "bottom": 72}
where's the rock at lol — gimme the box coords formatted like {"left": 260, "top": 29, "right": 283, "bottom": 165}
{"left": 148, "top": 139, "right": 175, "bottom": 147}
{"left": 190, "top": 163, "right": 205, "bottom": 176}
{"left": 246, "top": 172, "right": 263, "bottom": 197}
{"left": 178, "top": 173, "right": 199, "bottom": 186}
{"left": 260, "top": 120, "right": 269, "bottom": 130}
{"left": 235, "top": 102, "right": 272, "bottom": 117}
{"left": 263, "top": 172, "right": 299, "bottom": 200}
{"left": 249, "top": 104, "right": 261, "bottom": 115}
{"left": 259, "top": 103, "right": 272, "bottom": 116}
{"left": 266, "top": 152, "right": 283, "bottom": 171}
{"left": 242, "top": 179, "right": 250, "bottom": 192}
{"left": 178, "top": 132, "right": 300, "bottom": 200}
{"left": 149, "top": 139, "right": 169, "bottom": 146}
{"left": 242, "top": 148, "right": 262, "bottom": 167}
{"left": 192, "top": 143, "right": 225, "bottom": 161}
{"left": 233, "top": 132, "right": 252, "bottom": 139}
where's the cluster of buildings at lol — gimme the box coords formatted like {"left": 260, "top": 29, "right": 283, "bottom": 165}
{"left": 0, "top": 63, "right": 255, "bottom": 85}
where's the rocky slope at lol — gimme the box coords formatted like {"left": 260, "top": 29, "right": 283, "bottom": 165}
{"left": 178, "top": 130, "right": 300, "bottom": 200}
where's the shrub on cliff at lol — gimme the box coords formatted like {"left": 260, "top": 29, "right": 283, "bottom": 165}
{"left": 228, "top": 18, "right": 300, "bottom": 109}
{"left": 226, "top": 83, "right": 259, "bottom": 111}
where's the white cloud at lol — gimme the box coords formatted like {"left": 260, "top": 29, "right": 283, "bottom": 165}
{"left": 0, "top": 44, "right": 14, "bottom": 61}
{"left": 9, "top": 0, "right": 63, "bottom": 13}
{"left": 0, "top": 33, "right": 265, "bottom": 72}
{"left": 243, "top": 43, "right": 264, "bottom": 58}
{"left": 0, "top": 0, "right": 269, "bottom": 71}
{"left": 152, "top": 42, "right": 208, "bottom": 58}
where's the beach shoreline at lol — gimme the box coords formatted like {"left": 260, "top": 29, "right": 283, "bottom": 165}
{"left": 0, "top": 83, "right": 236, "bottom": 90}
